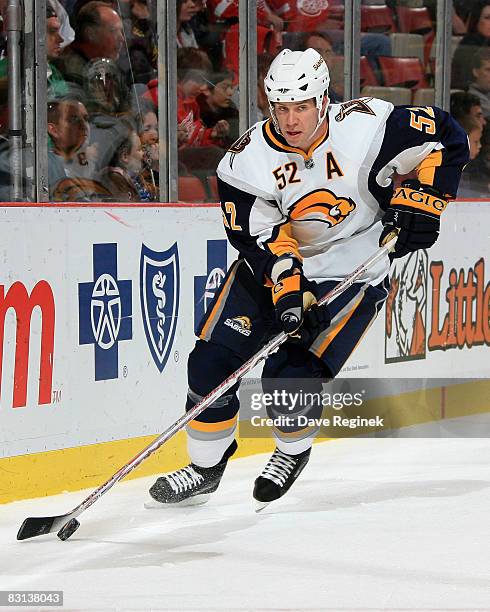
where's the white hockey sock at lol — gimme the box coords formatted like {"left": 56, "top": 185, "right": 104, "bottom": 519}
{"left": 187, "top": 429, "right": 236, "bottom": 468}
{"left": 275, "top": 432, "right": 314, "bottom": 456}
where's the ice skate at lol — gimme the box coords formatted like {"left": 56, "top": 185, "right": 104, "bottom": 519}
{"left": 253, "top": 447, "right": 311, "bottom": 511}
{"left": 146, "top": 440, "right": 237, "bottom": 507}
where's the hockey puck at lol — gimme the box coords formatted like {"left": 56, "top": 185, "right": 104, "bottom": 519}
{"left": 57, "top": 518, "right": 80, "bottom": 541}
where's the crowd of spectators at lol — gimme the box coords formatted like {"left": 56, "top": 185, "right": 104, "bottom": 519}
{"left": 0, "top": 0, "right": 488, "bottom": 201}
{"left": 31, "top": 0, "right": 393, "bottom": 201}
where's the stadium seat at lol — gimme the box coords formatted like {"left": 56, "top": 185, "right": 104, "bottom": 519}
{"left": 399, "top": 0, "right": 424, "bottom": 6}
{"left": 390, "top": 33, "right": 425, "bottom": 63}
{"left": 378, "top": 56, "right": 427, "bottom": 89}
{"left": 361, "top": 5, "right": 396, "bottom": 33}
{"left": 360, "top": 56, "right": 379, "bottom": 87}
{"left": 207, "top": 175, "right": 219, "bottom": 200}
{"left": 412, "top": 88, "right": 435, "bottom": 105}
{"left": 396, "top": 6, "right": 433, "bottom": 35}
{"left": 361, "top": 86, "right": 412, "bottom": 105}
{"left": 178, "top": 176, "right": 207, "bottom": 202}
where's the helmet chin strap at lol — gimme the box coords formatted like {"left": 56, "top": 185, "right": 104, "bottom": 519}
{"left": 306, "top": 95, "right": 330, "bottom": 141}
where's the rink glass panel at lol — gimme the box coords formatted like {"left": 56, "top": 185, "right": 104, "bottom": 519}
{"left": 175, "top": 0, "right": 240, "bottom": 203}
{"left": 45, "top": 0, "right": 160, "bottom": 203}
{"left": 0, "top": 1, "right": 484, "bottom": 202}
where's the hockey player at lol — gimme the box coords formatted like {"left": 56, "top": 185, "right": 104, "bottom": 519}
{"left": 149, "top": 48, "right": 469, "bottom": 507}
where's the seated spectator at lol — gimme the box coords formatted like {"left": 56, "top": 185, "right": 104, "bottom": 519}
{"left": 177, "top": 49, "right": 230, "bottom": 150}
{"left": 123, "top": 0, "right": 157, "bottom": 84}
{"left": 142, "top": 47, "right": 213, "bottom": 109}
{"left": 457, "top": 119, "right": 488, "bottom": 197}
{"left": 175, "top": 49, "right": 228, "bottom": 176}
{"left": 47, "top": 96, "right": 95, "bottom": 196}
{"left": 177, "top": 0, "right": 200, "bottom": 48}
{"left": 197, "top": 70, "right": 239, "bottom": 147}
{"left": 49, "top": 0, "right": 75, "bottom": 48}
{"left": 459, "top": 115, "right": 483, "bottom": 160}
{"left": 467, "top": 48, "right": 490, "bottom": 120}
{"left": 99, "top": 120, "right": 150, "bottom": 201}
{"left": 137, "top": 100, "right": 159, "bottom": 199}
{"left": 54, "top": 1, "right": 124, "bottom": 87}
{"left": 452, "top": 0, "right": 490, "bottom": 90}
{"left": 450, "top": 91, "right": 487, "bottom": 130}
{"left": 47, "top": 4, "right": 69, "bottom": 97}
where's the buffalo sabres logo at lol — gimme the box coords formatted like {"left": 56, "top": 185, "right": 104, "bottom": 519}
{"left": 140, "top": 243, "right": 180, "bottom": 372}
{"left": 224, "top": 315, "right": 252, "bottom": 336}
{"left": 290, "top": 189, "right": 356, "bottom": 227}
{"left": 385, "top": 250, "right": 428, "bottom": 363}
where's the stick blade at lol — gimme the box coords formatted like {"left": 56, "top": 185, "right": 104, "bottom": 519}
{"left": 17, "top": 514, "right": 71, "bottom": 540}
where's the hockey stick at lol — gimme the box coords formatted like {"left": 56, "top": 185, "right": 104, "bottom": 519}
{"left": 17, "top": 235, "right": 397, "bottom": 542}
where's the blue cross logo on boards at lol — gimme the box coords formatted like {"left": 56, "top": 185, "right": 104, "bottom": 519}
{"left": 79, "top": 243, "right": 132, "bottom": 380}
{"left": 194, "top": 239, "right": 227, "bottom": 331}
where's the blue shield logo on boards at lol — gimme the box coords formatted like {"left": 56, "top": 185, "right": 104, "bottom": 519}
{"left": 140, "top": 243, "right": 180, "bottom": 373}
{"left": 194, "top": 239, "right": 227, "bottom": 331}
{"left": 78, "top": 243, "right": 132, "bottom": 381}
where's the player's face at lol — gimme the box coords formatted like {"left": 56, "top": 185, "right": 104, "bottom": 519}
{"left": 274, "top": 98, "right": 326, "bottom": 151}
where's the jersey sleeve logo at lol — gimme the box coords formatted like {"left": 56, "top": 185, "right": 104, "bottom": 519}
{"left": 335, "top": 98, "right": 376, "bottom": 122}
{"left": 228, "top": 125, "right": 256, "bottom": 169}
{"left": 289, "top": 189, "right": 356, "bottom": 227}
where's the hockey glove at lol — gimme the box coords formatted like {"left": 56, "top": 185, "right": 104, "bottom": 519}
{"left": 271, "top": 255, "right": 330, "bottom": 342}
{"left": 379, "top": 180, "right": 449, "bottom": 259}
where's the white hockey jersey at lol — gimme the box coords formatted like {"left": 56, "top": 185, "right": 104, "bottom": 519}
{"left": 216, "top": 97, "right": 469, "bottom": 286}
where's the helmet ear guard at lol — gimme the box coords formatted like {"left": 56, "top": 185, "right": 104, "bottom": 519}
{"left": 264, "top": 48, "right": 331, "bottom": 138}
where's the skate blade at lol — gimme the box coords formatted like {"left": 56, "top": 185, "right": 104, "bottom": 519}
{"left": 254, "top": 500, "right": 271, "bottom": 513}
{"left": 144, "top": 494, "right": 211, "bottom": 509}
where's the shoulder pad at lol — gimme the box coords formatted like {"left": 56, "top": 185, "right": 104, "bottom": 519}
{"left": 217, "top": 120, "right": 278, "bottom": 200}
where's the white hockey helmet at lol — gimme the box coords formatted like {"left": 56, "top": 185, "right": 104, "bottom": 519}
{"left": 264, "top": 48, "right": 330, "bottom": 137}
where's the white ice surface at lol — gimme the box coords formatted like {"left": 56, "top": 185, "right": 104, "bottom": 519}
{"left": 1, "top": 437, "right": 490, "bottom": 611}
